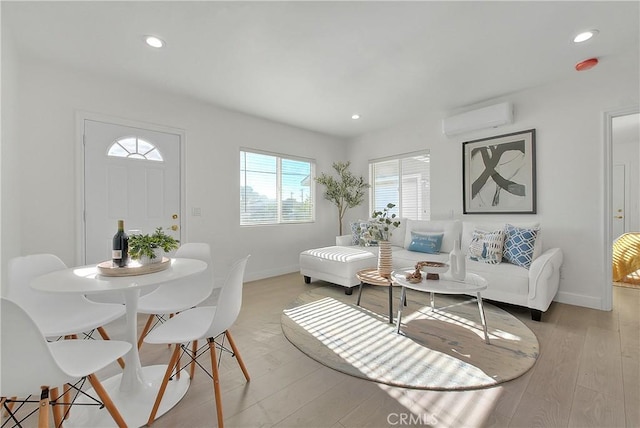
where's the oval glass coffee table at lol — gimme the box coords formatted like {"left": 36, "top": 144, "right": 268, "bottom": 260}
{"left": 391, "top": 269, "right": 491, "bottom": 344}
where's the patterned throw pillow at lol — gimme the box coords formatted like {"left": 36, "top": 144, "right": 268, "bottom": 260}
{"left": 503, "top": 224, "right": 539, "bottom": 268}
{"left": 359, "top": 222, "right": 379, "bottom": 246}
{"left": 350, "top": 221, "right": 361, "bottom": 245}
{"left": 408, "top": 232, "right": 444, "bottom": 254}
{"left": 468, "top": 229, "right": 504, "bottom": 264}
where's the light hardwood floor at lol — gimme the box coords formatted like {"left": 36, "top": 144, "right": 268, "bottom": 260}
{"left": 5, "top": 275, "right": 638, "bottom": 427}
{"left": 140, "top": 275, "right": 639, "bottom": 428}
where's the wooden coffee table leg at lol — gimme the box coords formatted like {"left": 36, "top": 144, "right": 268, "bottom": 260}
{"left": 476, "top": 292, "right": 490, "bottom": 344}
{"left": 396, "top": 286, "right": 407, "bottom": 334}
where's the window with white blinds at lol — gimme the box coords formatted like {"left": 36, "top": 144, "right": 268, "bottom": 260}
{"left": 240, "top": 149, "right": 315, "bottom": 225}
{"left": 369, "top": 151, "right": 430, "bottom": 220}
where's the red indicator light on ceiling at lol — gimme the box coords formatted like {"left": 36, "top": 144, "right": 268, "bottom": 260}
{"left": 575, "top": 58, "right": 599, "bottom": 71}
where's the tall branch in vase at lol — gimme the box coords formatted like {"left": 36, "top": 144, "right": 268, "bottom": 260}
{"left": 316, "top": 161, "right": 370, "bottom": 236}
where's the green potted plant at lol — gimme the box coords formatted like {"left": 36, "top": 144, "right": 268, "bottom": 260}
{"left": 364, "top": 203, "right": 401, "bottom": 243}
{"left": 315, "top": 161, "right": 370, "bottom": 235}
{"left": 129, "top": 227, "right": 179, "bottom": 265}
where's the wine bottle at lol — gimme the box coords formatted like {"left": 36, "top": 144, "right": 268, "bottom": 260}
{"left": 112, "top": 220, "right": 129, "bottom": 267}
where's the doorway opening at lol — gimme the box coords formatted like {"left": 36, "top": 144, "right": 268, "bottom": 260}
{"left": 608, "top": 110, "right": 640, "bottom": 297}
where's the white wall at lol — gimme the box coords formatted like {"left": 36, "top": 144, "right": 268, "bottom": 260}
{"left": 5, "top": 57, "right": 346, "bottom": 283}
{"left": 1, "top": 28, "right": 22, "bottom": 294}
{"left": 347, "top": 55, "right": 640, "bottom": 310}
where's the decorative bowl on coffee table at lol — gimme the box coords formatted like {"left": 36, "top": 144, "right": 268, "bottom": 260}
{"left": 417, "top": 261, "right": 449, "bottom": 280}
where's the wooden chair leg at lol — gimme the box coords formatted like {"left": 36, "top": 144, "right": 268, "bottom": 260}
{"left": 189, "top": 340, "right": 198, "bottom": 379}
{"left": 86, "top": 374, "right": 127, "bottom": 428}
{"left": 207, "top": 338, "right": 224, "bottom": 428}
{"left": 2, "top": 396, "right": 16, "bottom": 417}
{"left": 147, "top": 344, "right": 181, "bottom": 427}
{"left": 137, "top": 315, "right": 155, "bottom": 350}
{"left": 50, "top": 387, "right": 64, "bottom": 428}
{"left": 38, "top": 387, "right": 50, "bottom": 428}
{"left": 225, "top": 331, "right": 250, "bottom": 381}
{"left": 97, "top": 326, "right": 125, "bottom": 369}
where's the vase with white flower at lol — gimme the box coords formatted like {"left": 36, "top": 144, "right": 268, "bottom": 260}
{"left": 366, "top": 203, "right": 401, "bottom": 278}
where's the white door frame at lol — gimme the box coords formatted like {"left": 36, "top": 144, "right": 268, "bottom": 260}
{"left": 603, "top": 105, "right": 639, "bottom": 311}
{"left": 75, "top": 111, "right": 187, "bottom": 266}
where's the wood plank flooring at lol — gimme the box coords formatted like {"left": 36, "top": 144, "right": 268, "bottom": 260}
{"left": 134, "top": 275, "right": 640, "bottom": 428}
{"left": 5, "top": 274, "right": 639, "bottom": 427}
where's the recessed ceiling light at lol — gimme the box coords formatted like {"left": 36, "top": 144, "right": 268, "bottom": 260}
{"left": 573, "top": 30, "right": 599, "bottom": 43}
{"left": 351, "top": 114, "right": 360, "bottom": 120}
{"left": 145, "top": 36, "right": 165, "bottom": 48}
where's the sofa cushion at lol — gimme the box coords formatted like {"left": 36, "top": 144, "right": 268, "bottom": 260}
{"left": 389, "top": 217, "right": 407, "bottom": 248}
{"left": 466, "top": 259, "right": 530, "bottom": 298}
{"left": 408, "top": 231, "right": 444, "bottom": 254}
{"left": 404, "top": 219, "right": 461, "bottom": 253}
{"left": 468, "top": 229, "right": 504, "bottom": 264}
{"left": 503, "top": 224, "right": 539, "bottom": 268}
{"left": 462, "top": 221, "right": 542, "bottom": 259}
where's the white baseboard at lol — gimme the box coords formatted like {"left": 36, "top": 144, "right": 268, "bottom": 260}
{"left": 242, "top": 265, "right": 300, "bottom": 283}
{"left": 555, "top": 291, "right": 605, "bottom": 311}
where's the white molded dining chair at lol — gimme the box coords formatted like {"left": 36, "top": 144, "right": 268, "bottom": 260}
{"left": 144, "top": 255, "right": 251, "bottom": 427}
{"left": 0, "top": 298, "right": 131, "bottom": 428}
{"left": 6, "top": 254, "right": 127, "bottom": 367}
{"left": 136, "top": 242, "right": 214, "bottom": 350}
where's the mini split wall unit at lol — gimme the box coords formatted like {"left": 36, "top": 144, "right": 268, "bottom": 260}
{"left": 442, "top": 102, "right": 514, "bottom": 136}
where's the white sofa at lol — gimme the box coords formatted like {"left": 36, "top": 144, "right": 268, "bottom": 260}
{"left": 305, "top": 218, "right": 563, "bottom": 321}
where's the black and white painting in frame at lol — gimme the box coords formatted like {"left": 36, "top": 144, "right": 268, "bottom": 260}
{"left": 463, "top": 129, "right": 536, "bottom": 214}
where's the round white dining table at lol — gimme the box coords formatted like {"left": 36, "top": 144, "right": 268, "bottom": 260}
{"left": 31, "top": 257, "right": 207, "bottom": 428}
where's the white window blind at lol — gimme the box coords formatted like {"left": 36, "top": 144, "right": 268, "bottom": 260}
{"left": 370, "top": 151, "right": 430, "bottom": 220}
{"left": 240, "top": 149, "right": 315, "bottom": 225}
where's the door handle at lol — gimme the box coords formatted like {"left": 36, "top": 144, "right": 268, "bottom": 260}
{"left": 615, "top": 216, "right": 623, "bottom": 219}
{"left": 170, "top": 225, "right": 179, "bottom": 231}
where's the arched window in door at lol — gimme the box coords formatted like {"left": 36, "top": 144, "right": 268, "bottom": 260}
{"left": 107, "top": 136, "right": 164, "bottom": 161}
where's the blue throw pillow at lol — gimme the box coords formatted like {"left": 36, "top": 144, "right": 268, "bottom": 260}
{"left": 408, "top": 232, "right": 444, "bottom": 254}
{"left": 503, "top": 224, "right": 539, "bottom": 268}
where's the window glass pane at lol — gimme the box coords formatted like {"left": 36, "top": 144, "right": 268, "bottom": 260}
{"left": 119, "top": 137, "right": 137, "bottom": 153}
{"left": 137, "top": 139, "right": 155, "bottom": 154}
{"left": 241, "top": 152, "right": 277, "bottom": 224}
{"left": 108, "top": 143, "right": 129, "bottom": 157}
{"left": 240, "top": 150, "right": 314, "bottom": 226}
{"left": 282, "top": 159, "right": 312, "bottom": 222}
{"left": 372, "top": 159, "right": 399, "bottom": 214}
{"left": 370, "top": 152, "right": 430, "bottom": 221}
{"left": 107, "top": 137, "right": 164, "bottom": 162}
{"left": 145, "top": 149, "right": 163, "bottom": 161}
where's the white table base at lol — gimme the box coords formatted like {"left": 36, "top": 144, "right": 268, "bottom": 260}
{"left": 67, "top": 365, "right": 189, "bottom": 427}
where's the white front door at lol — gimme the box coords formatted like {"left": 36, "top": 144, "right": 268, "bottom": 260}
{"left": 84, "top": 119, "right": 181, "bottom": 264}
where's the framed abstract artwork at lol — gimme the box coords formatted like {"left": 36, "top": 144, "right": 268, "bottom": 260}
{"left": 463, "top": 129, "right": 536, "bottom": 214}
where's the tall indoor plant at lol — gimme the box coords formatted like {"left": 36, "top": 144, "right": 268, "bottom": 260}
{"left": 315, "top": 161, "right": 370, "bottom": 235}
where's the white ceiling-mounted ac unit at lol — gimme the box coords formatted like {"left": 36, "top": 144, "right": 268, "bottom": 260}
{"left": 442, "top": 102, "right": 514, "bottom": 136}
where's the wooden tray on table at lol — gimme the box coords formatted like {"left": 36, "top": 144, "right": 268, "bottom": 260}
{"left": 97, "top": 257, "right": 171, "bottom": 277}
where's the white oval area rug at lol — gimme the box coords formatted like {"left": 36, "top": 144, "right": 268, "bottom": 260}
{"left": 282, "top": 285, "right": 539, "bottom": 390}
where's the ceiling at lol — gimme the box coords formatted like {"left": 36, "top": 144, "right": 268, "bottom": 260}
{"left": 3, "top": 1, "right": 639, "bottom": 138}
